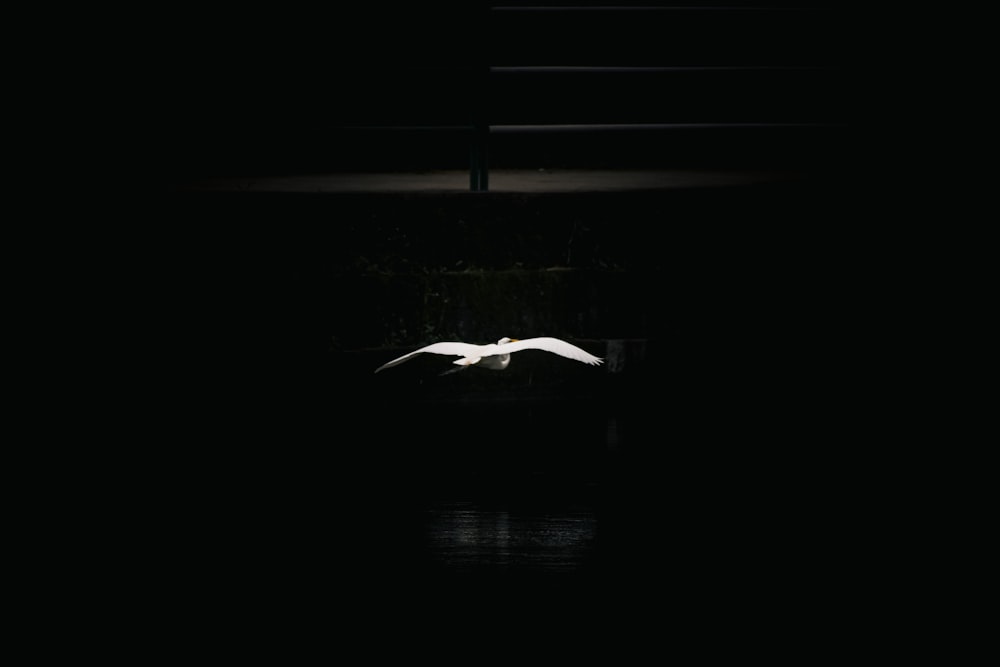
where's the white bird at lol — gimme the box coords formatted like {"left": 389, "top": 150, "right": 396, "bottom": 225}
{"left": 374, "top": 337, "right": 603, "bottom": 374}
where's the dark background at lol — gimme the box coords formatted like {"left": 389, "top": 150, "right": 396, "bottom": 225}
{"left": 136, "top": 2, "right": 865, "bottom": 633}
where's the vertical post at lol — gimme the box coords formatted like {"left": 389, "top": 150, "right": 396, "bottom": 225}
{"left": 470, "top": 4, "right": 489, "bottom": 191}
{"left": 470, "top": 122, "right": 489, "bottom": 192}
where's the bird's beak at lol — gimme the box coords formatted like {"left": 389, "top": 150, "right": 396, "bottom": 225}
{"left": 509, "top": 338, "right": 519, "bottom": 342}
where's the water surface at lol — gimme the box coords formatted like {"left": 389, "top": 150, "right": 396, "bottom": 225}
{"left": 423, "top": 501, "right": 598, "bottom": 574}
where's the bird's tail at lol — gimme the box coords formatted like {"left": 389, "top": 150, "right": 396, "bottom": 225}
{"left": 439, "top": 356, "right": 480, "bottom": 376}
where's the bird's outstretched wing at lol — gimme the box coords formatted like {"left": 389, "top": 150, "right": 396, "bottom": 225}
{"left": 374, "top": 342, "right": 483, "bottom": 373}
{"left": 497, "top": 337, "right": 603, "bottom": 366}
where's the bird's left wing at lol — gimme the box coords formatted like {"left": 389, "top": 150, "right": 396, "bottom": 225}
{"left": 498, "top": 337, "right": 603, "bottom": 366}
{"left": 374, "top": 342, "right": 481, "bottom": 373}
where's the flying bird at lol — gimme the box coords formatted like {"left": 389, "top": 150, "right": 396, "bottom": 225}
{"left": 374, "top": 337, "right": 603, "bottom": 373}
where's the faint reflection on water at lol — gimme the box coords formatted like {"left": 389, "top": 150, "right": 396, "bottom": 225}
{"left": 424, "top": 502, "right": 598, "bottom": 573}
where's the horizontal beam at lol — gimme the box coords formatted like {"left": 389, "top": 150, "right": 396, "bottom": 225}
{"left": 490, "top": 122, "right": 844, "bottom": 132}
{"left": 491, "top": 5, "right": 832, "bottom": 11}
{"left": 491, "top": 65, "right": 840, "bottom": 73}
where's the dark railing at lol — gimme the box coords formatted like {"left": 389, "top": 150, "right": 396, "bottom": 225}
{"left": 166, "top": 4, "right": 847, "bottom": 187}
{"left": 492, "top": 5, "right": 842, "bottom": 189}
{"left": 470, "top": 4, "right": 846, "bottom": 190}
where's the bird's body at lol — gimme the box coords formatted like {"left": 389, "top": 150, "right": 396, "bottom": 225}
{"left": 374, "top": 337, "right": 603, "bottom": 374}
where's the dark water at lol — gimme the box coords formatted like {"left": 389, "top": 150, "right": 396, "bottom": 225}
{"left": 423, "top": 501, "right": 597, "bottom": 574}
{"left": 340, "top": 398, "right": 628, "bottom": 582}
{"left": 149, "top": 337, "right": 852, "bottom": 589}
{"left": 135, "top": 341, "right": 860, "bottom": 648}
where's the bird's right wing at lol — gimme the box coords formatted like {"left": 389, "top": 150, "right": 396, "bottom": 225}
{"left": 499, "top": 337, "right": 604, "bottom": 366}
{"left": 374, "top": 342, "right": 482, "bottom": 373}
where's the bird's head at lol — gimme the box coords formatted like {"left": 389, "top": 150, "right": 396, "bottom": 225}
{"left": 497, "top": 337, "right": 519, "bottom": 345}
